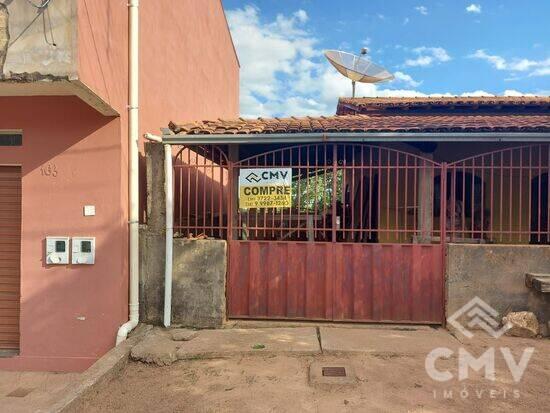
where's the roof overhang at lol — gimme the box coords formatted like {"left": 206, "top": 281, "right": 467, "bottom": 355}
{"left": 0, "top": 78, "right": 118, "bottom": 116}
{"left": 161, "top": 130, "right": 550, "bottom": 145}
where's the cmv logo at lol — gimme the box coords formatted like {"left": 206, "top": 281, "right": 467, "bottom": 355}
{"left": 425, "top": 346, "right": 534, "bottom": 383}
{"left": 245, "top": 170, "right": 290, "bottom": 183}
{"left": 447, "top": 297, "right": 512, "bottom": 339}
{"left": 245, "top": 172, "right": 261, "bottom": 183}
{"left": 425, "top": 296, "right": 534, "bottom": 386}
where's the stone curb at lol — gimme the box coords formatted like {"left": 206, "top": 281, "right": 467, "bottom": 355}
{"left": 42, "top": 324, "right": 152, "bottom": 413}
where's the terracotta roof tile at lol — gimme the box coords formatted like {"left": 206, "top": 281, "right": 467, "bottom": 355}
{"left": 169, "top": 113, "right": 550, "bottom": 135}
{"left": 337, "top": 96, "right": 550, "bottom": 114}
{"left": 169, "top": 97, "right": 550, "bottom": 136}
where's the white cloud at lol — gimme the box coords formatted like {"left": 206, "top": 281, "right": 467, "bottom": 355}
{"left": 393, "top": 71, "right": 422, "bottom": 87}
{"left": 226, "top": 6, "right": 542, "bottom": 118}
{"left": 403, "top": 17, "right": 410, "bottom": 25}
{"left": 503, "top": 89, "right": 535, "bottom": 97}
{"left": 469, "top": 49, "right": 550, "bottom": 77}
{"left": 293, "top": 9, "right": 308, "bottom": 23}
{"left": 460, "top": 90, "right": 493, "bottom": 97}
{"left": 466, "top": 4, "right": 482, "bottom": 13}
{"left": 226, "top": 6, "right": 319, "bottom": 116}
{"left": 404, "top": 47, "right": 451, "bottom": 67}
{"left": 415, "top": 6, "right": 428, "bottom": 15}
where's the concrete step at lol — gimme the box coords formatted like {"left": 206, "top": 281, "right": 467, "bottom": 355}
{"left": 525, "top": 273, "right": 550, "bottom": 293}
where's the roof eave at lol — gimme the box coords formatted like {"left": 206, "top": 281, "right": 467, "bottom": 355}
{"left": 161, "top": 131, "right": 550, "bottom": 145}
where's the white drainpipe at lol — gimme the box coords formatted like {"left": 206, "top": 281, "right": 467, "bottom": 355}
{"left": 117, "top": 0, "right": 140, "bottom": 345}
{"left": 164, "top": 144, "right": 174, "bottom": 327}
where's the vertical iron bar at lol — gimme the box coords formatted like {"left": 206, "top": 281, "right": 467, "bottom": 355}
{"left": 440, "top": 162, "right": 448, "bottom": 325}
{"left": 332, "top": 144, "right": 338, "bottom": 243}
{"left": 527, "top": 146, "right": 533, "bottom": 245}
{"left": 404, "top": 154, "right": 408, "bottom": 242}
{"left": 518, "top": 148, "right": 523, "bottom": 244}
{"left": 351, "top": 146, "right": 355, "bottom": 241}
{"left": 395, "top": 153, "right": 399, "bottom": 242}
{"left": 538, "top": 145, "right": 542, "bottom": 242}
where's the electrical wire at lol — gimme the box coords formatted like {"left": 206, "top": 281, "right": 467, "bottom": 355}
{"left": 42, "top": 6, "right": 56, "bottom": 46}
{"left": 24, "top": 0, "right": 51, "bottom": 9}
{"left": 8, "top": 0, "right": 55, "bottom": 48}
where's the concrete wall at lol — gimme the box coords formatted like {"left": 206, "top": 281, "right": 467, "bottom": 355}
{"left": 0, "top": 96, "right": 127, "bottom": 372}
{"left": 1, "top": 0, "right": 78, "bottom": 77}
{"left": 446, "top": 244, "right": 550, "bottom": 325}
{"left": 172, "top": 239, "right": 226, "bottom": 328}
{"left": 140, "top": 144, "right": 227, "bottom": 327}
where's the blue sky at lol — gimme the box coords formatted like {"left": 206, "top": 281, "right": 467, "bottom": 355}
{"left": 223, "top": 0, "right": 550, "bottom": 117}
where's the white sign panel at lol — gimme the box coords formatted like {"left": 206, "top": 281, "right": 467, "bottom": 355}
{"left": 238, "top": 168, "right": 292, "bottom": 209}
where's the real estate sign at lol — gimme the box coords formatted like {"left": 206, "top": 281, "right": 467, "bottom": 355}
{"left": 238, "top": 168, "right": 292, "bottom": 209}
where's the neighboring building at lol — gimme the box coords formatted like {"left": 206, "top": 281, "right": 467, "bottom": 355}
{"left": 0, "top": 0, "right": 238, "bottom": 372}
{"left": 142, "top": 96, "right": 549, "bottom": 330}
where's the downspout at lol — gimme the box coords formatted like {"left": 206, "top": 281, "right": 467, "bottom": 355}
{"left": 163, "top": 144, "right": 173, "bottom": 327}
{"left": 117, "top": 0, "right": 139, "bottom": 345}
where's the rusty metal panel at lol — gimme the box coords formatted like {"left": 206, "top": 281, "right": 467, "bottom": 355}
{"left": 228, "top": 241, "right": 443, "bottom": 324}
{"left": 0, "top": 166, "right": 21, "bottom": 350}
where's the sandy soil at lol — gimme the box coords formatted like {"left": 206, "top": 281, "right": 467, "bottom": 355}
{"left": 71, "top": 335, "right": 549, "bottom": 413}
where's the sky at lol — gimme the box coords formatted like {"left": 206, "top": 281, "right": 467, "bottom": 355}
{"left": 222, "top": 0, "right": 550, "bottom": 118}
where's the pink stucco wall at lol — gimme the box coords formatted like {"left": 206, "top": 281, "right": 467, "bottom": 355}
{"left": 0, "top": 1, "right": 238, "bottom": 372}
{"left": 0, "top": 97, "right": 127, "bottom": 372}
{"left": 77, "top": 0, "right": 239, "bottom": 220}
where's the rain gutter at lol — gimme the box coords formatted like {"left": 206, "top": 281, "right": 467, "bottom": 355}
{"left": 160, "top": 131, "right": 550, "bottom": 145}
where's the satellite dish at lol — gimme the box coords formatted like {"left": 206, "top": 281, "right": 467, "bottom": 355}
{"left": 324, "top": 49, "right": 394, "bottom": 97}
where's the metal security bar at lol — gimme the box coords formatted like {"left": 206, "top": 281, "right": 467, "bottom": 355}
{"left": 446, "top": 144, "right": 550, "bottom": 244}
{"left": 233, "top": 144, "right": 441, "bottom": 243}
{"left": 173, "top": 145, "right": 229, "bottom": 238}
{"left": 172, "top": 143, "right": 550, "bottom": 245}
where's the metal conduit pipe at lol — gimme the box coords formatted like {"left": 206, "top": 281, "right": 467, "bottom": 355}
{"left": 117, "top": 0, "right": 139, "bottom": 345}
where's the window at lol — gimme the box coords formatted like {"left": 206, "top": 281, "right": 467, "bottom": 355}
{"left": 0, "top": 131, "right": 22, "bottom": 146}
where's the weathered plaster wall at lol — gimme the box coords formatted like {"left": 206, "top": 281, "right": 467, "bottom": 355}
{"left": 140, "top": 144, "right": 228, "bottom": 327}
{"left": 139, "top": 144, "right": 165, "bottom": 324}
{"left": 1, "top": 0, "right": 77, "bottom": 77}
{"left": 172, "top": 239, "right": 227, "bottom": 328}
{"left": 0, "top": 96, "right": 127, "bottom": 372}
{"left": 446, "top": 244, "right": 550, "bottom": 325}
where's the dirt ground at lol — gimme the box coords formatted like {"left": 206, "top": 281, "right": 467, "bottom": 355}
{"left": 71, "top": 335, "right": 549, "bottom": 413}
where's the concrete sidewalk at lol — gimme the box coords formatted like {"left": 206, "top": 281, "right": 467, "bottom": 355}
{"left": 0, "top": 370, "right": 80, "bottom": 413}
{"left": 0, "top": 325, "right": 460, "bottom": 412}
{"left": 130, "top": 325, "right": 458, "bottom": 365}
{"left": 320, "top": 326, "right": 457, "bottom": 355}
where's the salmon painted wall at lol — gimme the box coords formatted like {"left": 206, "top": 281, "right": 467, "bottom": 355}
{"left": 0, "top": 97, "right": 127, "bottom": 372}
{"left": 139, "top": 0, "right": 240, "bottom": 129}
{"left": 76, "top": 0, "right": 239, "bottom": 221}
{"left": 0, "top": 0, "right": 238, "bottom": 372}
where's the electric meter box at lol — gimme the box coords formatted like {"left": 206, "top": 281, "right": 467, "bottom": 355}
{"left": 72, "top": 237, "right": 96, "bottom": 265}
{"left": 46, "top": 237, "right": 70, "bottom": 265}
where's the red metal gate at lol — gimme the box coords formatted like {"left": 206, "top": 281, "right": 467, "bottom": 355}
{"left": 172, "top": 143, "right": 550, "bottom": 324}
{"left": 228, "top": 241, "right": 443, "bottom": 323}
{"left": 174, "top": 143, "right": 446, "bottom": 324}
